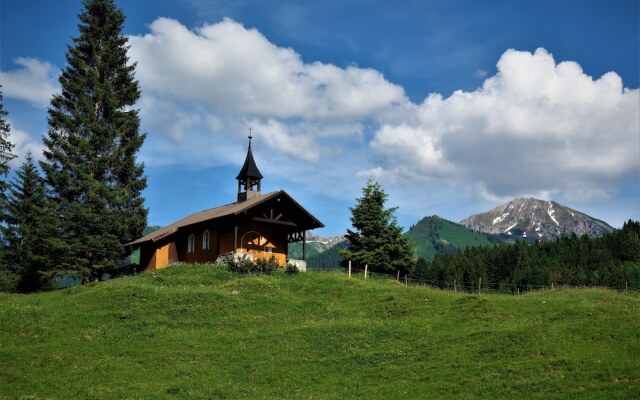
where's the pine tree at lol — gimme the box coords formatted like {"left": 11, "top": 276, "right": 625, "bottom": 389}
{"left": 2, "top": 152, "right": 59, "bottom": 292}
{"left": 340, "top": 179, "right": 413, "bottom": 274}
{"left": 41, "top": 0, "right": 147, "bottom": 281}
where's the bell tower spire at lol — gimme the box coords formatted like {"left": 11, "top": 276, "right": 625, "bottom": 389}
{"left": 236, "top": 127, "right": 263, "bottom": 202}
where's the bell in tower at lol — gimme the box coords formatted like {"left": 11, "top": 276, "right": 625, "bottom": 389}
{"left": 236, "top": 128, "right": 263, "bottom": 202}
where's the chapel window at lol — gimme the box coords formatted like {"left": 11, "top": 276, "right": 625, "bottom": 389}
{"left": 188, "top": 234, "right": 195, "bottom": 253}
{"left": 203, "top": 230, "right": 210, "bottom": 250}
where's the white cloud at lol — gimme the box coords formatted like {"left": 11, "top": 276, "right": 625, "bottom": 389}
{"left": 128, "top": 18, "right": 408, "bottom": 121}
{"left": 128, "top": 17, "right": 407, "bottom": 171}
{"left": 368, "top": 48, "right": 639, "bottom": 202}
{"left": 0, "top": 57, "right": 60, "bottom": 107}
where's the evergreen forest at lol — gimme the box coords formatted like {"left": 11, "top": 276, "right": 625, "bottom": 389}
{"left": 411, "top": 220, "right": 640, "bottom": 291}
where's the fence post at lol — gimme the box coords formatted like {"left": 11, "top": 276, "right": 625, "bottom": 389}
{"left": 517, "top": 287, "right": 520, "bottom": 296}
{"left": 348, "top": 260, "right": 351, "bottom": 278}
{"left": 405, "top": 275, "right": 408, "bottom": 285}
{"left": 364, "top": 264, "right": 368, "bottom": 280}
{"left": 454, "top": 279, "right": 457, "bottom": 293}
{"left": 626, "top": 281, "right": 628, "bottom": 292}
{"left": 551, "top": 282, "right": 554, "bottom": 290}
{"left": 478, "top": 278, "right": 482, "bottom": 294}
{"left": 397, "top": 270, "right": 400, "bottom": 282}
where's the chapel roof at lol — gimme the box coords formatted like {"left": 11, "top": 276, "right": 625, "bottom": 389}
{"left": 127, "top": 190, "right": 323, "bottom": 246}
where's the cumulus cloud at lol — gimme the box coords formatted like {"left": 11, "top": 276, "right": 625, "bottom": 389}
{"left": 127, "top": 17, "right": 410, "bottom": 171}
{"left": 128, "top": 18, "right": 408, "bottom": 121}
{"left": 369, "top": 48, "right": 639, "bottom": 202}
{"left": 0, "top": 57, "right": 59, "bottom": 107}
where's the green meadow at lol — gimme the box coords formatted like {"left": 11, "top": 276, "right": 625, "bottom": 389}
{"left": 1, "top": 265, "right": 638, "bottom": 399}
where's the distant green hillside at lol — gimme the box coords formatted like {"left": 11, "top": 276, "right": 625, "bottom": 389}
{"left": 406, "top": 215, "right": 493, "bottom": 260}
{"left": 288, "top": 240, "right": 347, "bottom": 268}
{"left": 288, "top": 240, "right": 333, "bottom": 260}
{"left": 1, "top": 265, "right": 638, "bottom": 399}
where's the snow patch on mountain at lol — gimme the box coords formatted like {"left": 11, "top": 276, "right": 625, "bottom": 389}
{"left": 547, "top": 203, "right": 559, "bottom": 226}
{"left": 504, "top": 223, "right": 517, "bottom": 233}
{"left": 493, "top": 213, "right": 510, "bottom": 225}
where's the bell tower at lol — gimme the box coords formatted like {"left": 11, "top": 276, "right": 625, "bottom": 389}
{"left": 236, "top": 128, "right": 263, "bottom": 202}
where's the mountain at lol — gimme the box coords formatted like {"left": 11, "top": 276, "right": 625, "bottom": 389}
{"left": 288, "top": 234, "right": 347, "bottom": 268}
{"left": 405, "top": 215, "right": 493, "bottom": 260}
{"left": 460, "top": 198, "right": 615, "bottom": 240}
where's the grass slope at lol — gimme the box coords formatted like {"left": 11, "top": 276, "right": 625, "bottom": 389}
{"left": 1, "top": 265, "right": 639, "bottom": 399}
{"left": 406, "top": 215, "right": 494, "bottom": 260}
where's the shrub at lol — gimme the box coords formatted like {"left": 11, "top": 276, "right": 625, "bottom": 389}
{"left": 285, "top": 263, "right": 299, "bottom": 275}
{"left": 255, "top": 256, "right": 278, "bottom": 275}
{"left": 221, "top": 254, "right": 278, "bottom": 275}
{"left": 221, "top": 253, "right": 251, "bottom": 274}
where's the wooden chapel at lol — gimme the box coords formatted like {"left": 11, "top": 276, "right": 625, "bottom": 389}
{"left": 128, "top": 131, "right": 324, "bottom": 270}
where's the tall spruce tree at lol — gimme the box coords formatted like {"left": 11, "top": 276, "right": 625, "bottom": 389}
{"left": 340, "top": 179, "right": 413, "bottom": 274}
{"left": 41, "top": 0, "right": 147, "bottom": 281}
{"left": 2, "top": 152, "right": 59, "bottom": 292}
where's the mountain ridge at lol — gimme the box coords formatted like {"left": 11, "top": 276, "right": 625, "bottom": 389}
{"left": 460, "top": 198, "right": 614, "bottom": 239}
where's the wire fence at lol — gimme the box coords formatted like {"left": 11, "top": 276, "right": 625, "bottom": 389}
{"left": 307, "top": 265, "right": 640, "bottom": 295}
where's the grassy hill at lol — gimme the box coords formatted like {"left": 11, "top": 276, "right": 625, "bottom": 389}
{"left": 1, "top": 265, "right": 639, "bottom": 399}
{"left": 406, "top": 215, "right": 494, "bottom": 260}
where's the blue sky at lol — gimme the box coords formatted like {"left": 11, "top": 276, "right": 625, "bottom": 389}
{"left": 1, "top": 0, "right": 639, "bottom": 236}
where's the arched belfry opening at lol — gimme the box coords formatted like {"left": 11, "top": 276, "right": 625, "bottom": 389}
{"left": 236, "top": 128, "right": 263, "bottom": 202}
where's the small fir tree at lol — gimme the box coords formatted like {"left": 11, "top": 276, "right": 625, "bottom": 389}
{"left": 340, "top": 179, "right": 413, "bottom": 274}
{"left": 41, "top": 0, "right": 147, "bottom": 281}
{"left": 2, "top": 152, "right": 60, "bottom": 292}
